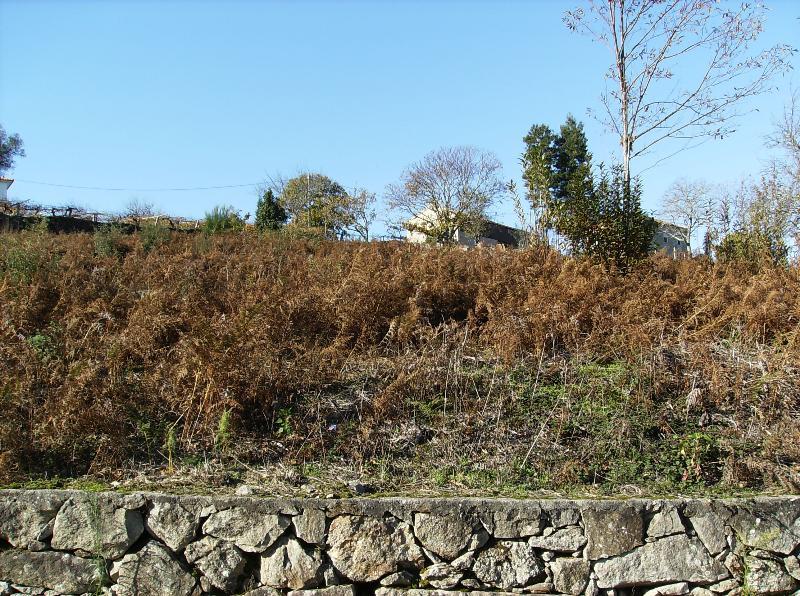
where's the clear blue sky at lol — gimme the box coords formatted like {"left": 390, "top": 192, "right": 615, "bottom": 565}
{"left": 1, "top": 0, "right": 798, "bottom": 234}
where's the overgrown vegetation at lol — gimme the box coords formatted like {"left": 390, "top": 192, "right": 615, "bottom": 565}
{"left": 0, "top": 230, "right": 798, "bottom": 495}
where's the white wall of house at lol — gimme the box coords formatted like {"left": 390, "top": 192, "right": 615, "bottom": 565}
{"left": 0, "top": 179, "right": 13, "bottom": 201}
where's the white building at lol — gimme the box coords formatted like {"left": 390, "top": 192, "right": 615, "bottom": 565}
{"left": 653, "top": 221, "right": 690, "bottom": 257}
{"left": 0, "top": 178, "right": 13, "bottom": 202}
{"left": 405, "top": 209, "right": 521, "bottom": 248}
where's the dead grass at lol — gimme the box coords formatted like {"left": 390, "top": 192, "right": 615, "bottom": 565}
{"left": 0, "top": 229, "right": 798, "bottom": 494}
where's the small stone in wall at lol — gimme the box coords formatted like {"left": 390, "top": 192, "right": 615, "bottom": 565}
{"left": 203, "top": 507, "right": 290, "bottom": 553}
{"left": 682, "top": 501, "right": 731, "bottom": 556}
{"left": 548, "top": 506, "right": 581, "bottom": 529}
{"left": 492, "top": 505, "right": 545, "bottom": 539}
{"left": 379, "top": 571, "right": 416, "bottom": 587}
{"left": 288, "top": 587, "right": 356, "bottom": 596}
{"left": 472, "top": 540, "right": 545, "bottom": 589}
{"left": 641, "top": 582, "right": 689, "bottom": 596}
{"left": 293, "top": 508, "right": 327, "bottom": 544}
{"left": 582, "top": 503, "right": 644, "bottom": 560}
{"left": 526, "top": 580, "right": 555, "bottom": 593}
{"left": 706, "top": 578, "right": 739, "bottom": 593}
{"left": 145, "top": 499, "right": 199, "bottom": 553}
{"left": 527, "top": 526, "right": 586, "bottom": 552}
{"left": 260, "top": 536, "right": 325, "bottom": 589}
{"left": 419, "top": 563, "right": 464, "bottom": 589}
{"left": 785, "top": 555, "right": 800, "bottom": 581}
{"left": 326, "top": 515, "right": 425, "bottom": 582}
{"left": 647, "top": 505, "right": 685, "bottom": 538}
{"left": 184, "top": 535, "right": 247, "bottom": 593}
{"left": 51, "top": 496, "right": 144, "bottom": 560}
{"left": 550, "top": 558, "right": 589, "bottom": 595}
{"left": 112, "top": 541, "right": 197, "bottom": 596}
{"left": 413, "top": 512, "right": 489, "bottom": 560}
{"left": 450, "top": 549, "right": 475, "bottom": 571}
{"left": 240, "top": 588, "right": 282, "bottom": 596}
{"left": 743, "top": 556, "right": 799, "bottom": 594}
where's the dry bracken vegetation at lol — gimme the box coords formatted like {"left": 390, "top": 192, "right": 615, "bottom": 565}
{"left": 0, "top": 228, "right": 798, "bottom": 495}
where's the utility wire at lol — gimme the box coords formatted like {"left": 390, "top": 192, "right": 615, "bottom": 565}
{"left": 15, "top": 179, "right": 261, "bottom": 192}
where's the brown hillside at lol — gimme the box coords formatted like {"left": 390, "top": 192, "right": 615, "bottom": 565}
{"left": 1, "top": 230, "right": 798, "bottom": 494}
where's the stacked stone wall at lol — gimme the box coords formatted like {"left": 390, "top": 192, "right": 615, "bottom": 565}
{"left": 0, "top": 491, "right": 798, "bottom": 595}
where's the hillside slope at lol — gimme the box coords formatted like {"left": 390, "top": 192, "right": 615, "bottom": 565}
{"left": 1, "top": 231, "right": 798, "bottom": 495}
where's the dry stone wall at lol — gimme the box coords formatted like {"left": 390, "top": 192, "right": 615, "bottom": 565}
{"left": 0, "top": 490, "right": 799, "bottom": 596}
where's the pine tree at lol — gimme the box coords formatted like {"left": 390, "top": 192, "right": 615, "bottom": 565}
{"left": 255, "top": 189, "right": 287, "bottom": 232}
{"left": 521, "top": 115, "right": 655, "bottom": 269}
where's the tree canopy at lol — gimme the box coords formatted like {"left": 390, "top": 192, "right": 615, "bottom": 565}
{"left": 0, "top": 125, "right": 25, "bottom": 176}
{"left": 387, "top": 146, "right": 506, "bottom": 244}
{"left": 565, "top": 0, "right": 793, "bottom": 187}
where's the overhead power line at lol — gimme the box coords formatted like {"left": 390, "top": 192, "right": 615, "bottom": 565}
{"left": 15, "top": 179, "right": 261, "bottom": 192}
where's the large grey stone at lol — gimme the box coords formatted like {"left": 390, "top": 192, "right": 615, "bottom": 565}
{"left": 327, "top": 515, "right": 425, "bottom": 582}
{"left": 744, "top": 557, "right": 799, "bottom": 594}
{"left": 491, "top": 505, "right": 545, "bottom": 539}
{"left": 51, "top": 495, "right": 143, "bottom": 559}
{"left": 419, "top": 563, "right": 463, "bottom": 589}
{"left": 594, "top": 534, "right": 729, "bottom": 588}
{"left": 472, "top": 540, "right": 545, "bottom": 589}
{"left": 683, "top": 501, "right": 731, "bottom": 556}
{"left": 0, "top": 493, "right": 64, "bottom": 549}
{"left": 648, "top": 505, "right": 685, "bottom": 538}
{"left": 413, "top": 512, "right": 488, "bottom": 560}
{"left": 293, "top": 508, "right": 327, "bottom": 544}
{"left": 544, "top": 503, "right": 582, "bottom": 529}
{"left": 203, "top": 507, "right": 290, "bottom": 553}
{"left": 582, "top": 503, "right": 644, "bottom": 560}
{"left": 786, "top": 555, "right": 800, "bottom": 581}
{"left": 550, "top": 558, "right": 590, "bottom": 595}
{"left": 0, "top": 549, "right": 102, "bottom": 594}
{"left": 145, "top": 500, "right": 199, "bottom": 553}
{"left": 260, "top": 535, "right": 325, "bottom": 589}
{"left": 380, "top": 571, "right": 416, "bottom": 587}
{"left": 730, "top": 501, "right": 800, "bottom": 555}
{"left": 112, "top": 541, "right": 196, "bottom": 596}
{"left": 527, "top": 526, "right": 586, "bottom": 552}
{"left": 641, "top": 582, "right": 689, "bottom": 596}
{"left": 288, "top": 587, "right": 356, "bottom": 596}
{"left": 241, "top": 589, "right": 282, "bottom": 596}
{"left": 376, "top": 590, "right": 519, "bottom": 596}
{"left": 184, "top": 535, "right": 246, "bottom": 592}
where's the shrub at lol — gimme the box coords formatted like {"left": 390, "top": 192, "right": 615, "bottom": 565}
{"left": 140, "top": 222, "right": 171, "bottom": 252}
{"left": 93, "top": 225, "right": 128, "bottom": 257}
{"left": 255, "top": 189, "right": 287, "bottom": 232}
{"left": 716, "top": 230, "right": 788, "bottom": 268}
{"left": 203, "top": 205, "right": 245, "bottom": 235}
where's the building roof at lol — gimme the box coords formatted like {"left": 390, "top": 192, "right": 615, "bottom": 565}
{"left": 480, "top": 219, "right": 521, "bottom": 247}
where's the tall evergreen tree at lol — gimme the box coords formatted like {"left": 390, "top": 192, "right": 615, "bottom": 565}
{"left": 255, "top": 188, "right": 288, "bottom": 231}
{"left": 521, "top": 115, "right": 655, "bottom": 269}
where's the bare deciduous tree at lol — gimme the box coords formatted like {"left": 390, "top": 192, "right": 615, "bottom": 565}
{"left": 124, "top": 198, "right": 156, "bottom": 229}
{"left": 387, "top": 146, "right": 506, "bottom": 244}
{"left": 564, "top": 0, "right": 794, "bottom": 186}
{"left": 660, "top": 178, "right": 712, "bottom": 254}
{"left": 343, "top": 187, "right": 377, "bottom": 241}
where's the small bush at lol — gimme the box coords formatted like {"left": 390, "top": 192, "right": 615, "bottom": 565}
{"left": 140, "top": 222, "right": 171, "bottom": 253}
{"left": 203, "top": 205, "right": 245, "bottom": 235}
{"left": 93, "top": 225, "right": 128, "bottom": 257}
